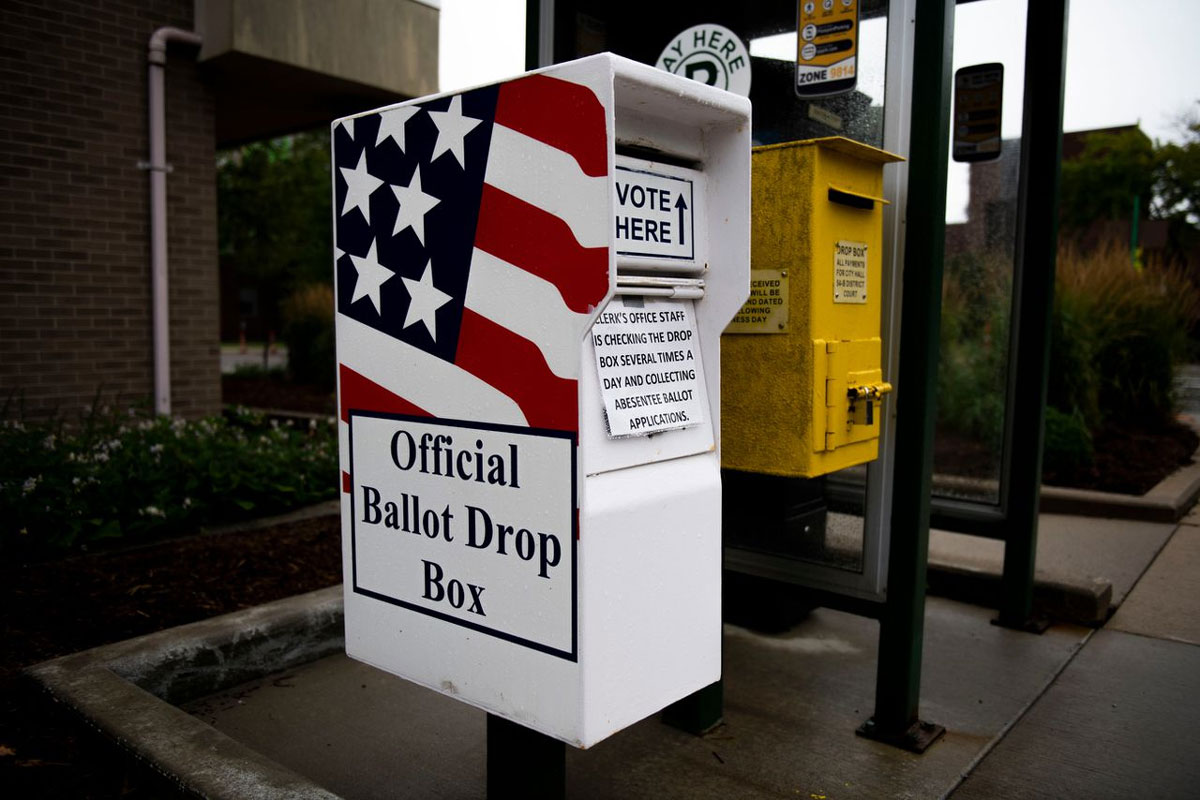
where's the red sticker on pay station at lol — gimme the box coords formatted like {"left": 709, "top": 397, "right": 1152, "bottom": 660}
{"left": 614, "top": 162, "right": 698, "bottom": 263}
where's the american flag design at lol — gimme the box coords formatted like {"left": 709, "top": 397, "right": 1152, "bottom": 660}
{"left": 333, "top": 74, "right": 612, "bottom": 491}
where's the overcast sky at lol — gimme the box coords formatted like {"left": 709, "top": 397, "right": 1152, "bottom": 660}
{"left": 438, "top": 0, "right": 1200, "bottom": 220}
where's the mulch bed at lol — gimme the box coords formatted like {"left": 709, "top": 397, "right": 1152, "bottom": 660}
{"left": 936, "top": 418, "right": 1198, "bottom": 495}
{"left": 221, "top": 375, "right": 336, "bottom": 415}
{"left": 1067, "top": 420, "right": 1200, "bottom": 494}
{"left": 0, "top": 515, "right": 341, "bottom": 798}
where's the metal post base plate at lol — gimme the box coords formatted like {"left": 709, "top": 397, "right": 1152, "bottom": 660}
{"left": 856, "top": 717, "right": 946, "bottom": 754}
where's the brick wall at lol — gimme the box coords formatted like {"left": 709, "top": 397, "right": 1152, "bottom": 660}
{"left": 0, "top": 0, "right": 219, "bottom": 419}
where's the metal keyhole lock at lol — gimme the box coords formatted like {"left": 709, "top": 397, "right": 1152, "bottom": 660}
{"left": 847, "top": 382, "right": 893, "bottom": 426}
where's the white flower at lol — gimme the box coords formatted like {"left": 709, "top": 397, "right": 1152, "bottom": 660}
{"left": 43, "top": 434, "right": 57, "bottom": 450}
{"left": 140, "top": 505, "right": 165, "bottom": 518}
{"left": 22, "top": 476, "right": 39, "bottom": 495}
{"left": 149, "top": 443, "right": 164, "bottom": 455}
{"left": 182, "top": 497, "right": 192, "bottom": 509}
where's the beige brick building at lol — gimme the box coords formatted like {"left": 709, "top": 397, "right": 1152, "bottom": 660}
{"left": 0, "top": 0, "right": 437, "bottom": 418}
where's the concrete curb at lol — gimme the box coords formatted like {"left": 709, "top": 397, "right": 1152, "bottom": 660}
{"left": 26, "top": 587, "right": 346, "bottom": 799}
{"left": 927, "top": 425, "right": 1200, "bottom": 524}
{"left": 926, "top": 561, "right": 1114, "bottom": 626}
{"left": 923, "top": 435, "right": 1200, "bottom": 624}
{"left": 1039, "top": 455, "right": 1200, "bottom": 522}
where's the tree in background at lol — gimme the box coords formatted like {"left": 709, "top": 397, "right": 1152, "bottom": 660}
{"left": 217, "top": 131, "right": 332, "bottom": 340}
{"left": 1059, "top": 107, "right": 1200, "bottom": 262}
{"left": 1058, "top": 127, "right": 1155, "bottom": 233}
{"left": 1152, "top": 106, "right": 1200, "bottom": 257}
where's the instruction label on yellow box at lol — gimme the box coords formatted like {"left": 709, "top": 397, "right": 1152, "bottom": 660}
{"left": 833, "top": 240, "right": 867, "bottom": 304}
{"left": 726, "top": 269, "right": 790, "bottom": 334}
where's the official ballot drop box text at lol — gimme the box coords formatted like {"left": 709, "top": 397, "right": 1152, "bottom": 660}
{"left": 331, "top": 53, "right": 749, "bottom": 748}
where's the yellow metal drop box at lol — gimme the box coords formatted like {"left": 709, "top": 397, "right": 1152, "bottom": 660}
{"left": 722, "top": 137, "right": 902, "bottom": 478}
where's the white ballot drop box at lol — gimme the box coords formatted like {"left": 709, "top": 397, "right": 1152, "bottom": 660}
{"left": 331, "top": 52, "right": 749, "bottom": 747}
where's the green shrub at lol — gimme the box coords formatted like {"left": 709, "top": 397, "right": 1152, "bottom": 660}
{"left": 937, "top": 236, "right": 1199, "bottom": 482}
{"left": 230, "top": 362, "right": 287, "bottom": 379}
{"left": 281, "top": 283, "right": 335, "bottom": 390}
{"left": 1041, "top": 406, "right": 1094, "bottom": 477}
{"left": 1051, "top": 238, "right": 1200, "bottom": 429}
{"left": 0, "top": 406, "right": 337, "bottom": 557}
{"left": 936, "top": 251, "right": 1012, "bottom": 447}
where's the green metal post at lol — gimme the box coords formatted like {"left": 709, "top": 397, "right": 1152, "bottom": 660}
{"left": 487, "top": 713, "right": 565, "bottom": 799}
{"left": 997, "top": 0, "right": 1069, "bottom": 630}
{"left": 525, "top": 0, "right": 542, "bottom": 70}
{"left": 662, "top": 680, "right": 723, "bottom": 735}
{"left": 857, "top": 0, "right": 954, "bottom": 753}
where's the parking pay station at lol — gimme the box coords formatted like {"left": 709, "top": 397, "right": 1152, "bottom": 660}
{"left": 332, "top": 53, "right": 749, "bottom": 747}
{"left": 723, "top": 138, "right": 902, "bottom": 478}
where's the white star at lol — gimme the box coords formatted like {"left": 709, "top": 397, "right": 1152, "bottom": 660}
{"left": 401, "top": 259, "right": 452, "bottom": 341}
{"left": 348, "top": 239, "right": 394, "bottom": 315}
{"left": 376, "top": 105, "right": 420, "bottom": 152}
{"left": 428, "top": 95, "right": 482, "bottom": 169}
{"left": 390, "top": 166, "right": 440, "bottom": 244}
{"left": 339, "top": 150, "right": 383, "bottom": 224}
{"left": 338, "top": 117, "right": 354, "bottom": 140}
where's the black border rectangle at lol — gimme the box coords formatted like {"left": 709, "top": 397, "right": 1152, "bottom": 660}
{"left": 348, "top": 409, "right": 578, "bottom": 662}
{"left": 613, "top": 164, "right": 696, "bottom": 262}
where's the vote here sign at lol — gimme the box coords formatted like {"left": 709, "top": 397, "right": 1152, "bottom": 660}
{"left": 613, "top": 160, "right": 701, "bottom": 264}
{"left": 349, "top": 412, "right": 577, "bottom": 660}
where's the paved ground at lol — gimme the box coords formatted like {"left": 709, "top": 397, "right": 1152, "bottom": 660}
{"left": 1174, "top": 364, "right": 1200, "bottom": 419}
{"left": 165, "top": 504, "right": 1199, "bottom": 799}
{"left": 183, "top": 598, "right": 1092, "bottom": 799}
{"left": 953, "top": 509, "right": 1200, "bottom": 799}
{"left": 30, "top": 444, "right": 1200, "bottom": 798}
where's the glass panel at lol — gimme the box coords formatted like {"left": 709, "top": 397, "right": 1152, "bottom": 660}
{"left": 554, "top": 1, "right": 894, "bottom": 576}
{"left": 748, "top": 8, "right": 889, "bottom": 147}
{"left": 561, "top": 1, "right": 889, "bottom": 150}
{"left": 1047, "top": 3, "right": 1200, "bottom": 492}
{"left": 932, "top": 0, "right": 1027, "bottom": 504}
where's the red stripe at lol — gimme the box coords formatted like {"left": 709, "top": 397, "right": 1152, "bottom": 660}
{"left": 475, "top": 184, "right": 608, "bottom": 314}
{"left": 339, "top": 364, "right": 430, "bottom": 423}
{"left": 495, "top": 74, "right": 607, "bottom": 178}
{"left": 342, "top": 471, "right": 351, "bottom": 493}
{"left": 455, "top": 309, "right": 578, "bottom": 432}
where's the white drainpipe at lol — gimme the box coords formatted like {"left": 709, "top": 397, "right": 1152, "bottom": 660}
{"left": 146, "top": 27, "right": 202, "bottom": 416}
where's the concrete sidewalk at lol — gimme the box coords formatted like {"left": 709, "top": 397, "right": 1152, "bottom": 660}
{"left": 27, "top": 507, "right": 1197, "bottom": 799}
{"left": 26, "top": 461, "right": 1200, "bottom": 797}
{"left": 171, "top": 510, "right": 1197, "bottom": 799}
{"left": 954, "top": 510, "right": 1200, "bottom": 798}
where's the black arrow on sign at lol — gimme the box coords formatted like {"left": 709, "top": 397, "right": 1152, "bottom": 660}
{"left": 675, "top": 193, "right": 688, "bottom": 247}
